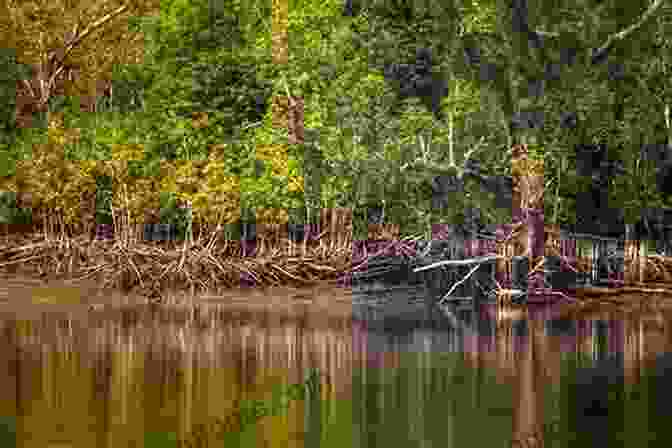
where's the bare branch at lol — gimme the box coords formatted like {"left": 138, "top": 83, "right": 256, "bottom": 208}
{"left": 593, "top": 0, "right": 666, "bottom": 60}
{"left": 50, "top": 4, "right": 130, "bottom": 85}
{"left": 462, "top": 135, "right": 487, "bottom": 165}
{"left": 413, "top": 254, "right": 502, "bottom": 272}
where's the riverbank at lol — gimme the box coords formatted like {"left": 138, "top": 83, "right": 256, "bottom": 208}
{"left": 0, "top": 228, "right": 355, "bottom": 298}
{"left": 3, "top": 224, "right": 672, "bottom": 312}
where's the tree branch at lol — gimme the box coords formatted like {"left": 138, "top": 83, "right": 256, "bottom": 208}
{"left": 49, "top": 4, "right": 130, "bottom": 90}
{"left": 592, "top": 0, "right": 665, "bottom": 62}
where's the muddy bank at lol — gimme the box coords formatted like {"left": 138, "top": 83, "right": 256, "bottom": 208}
{"left": 0, "top": 272, "right": 355, "bottom": 320}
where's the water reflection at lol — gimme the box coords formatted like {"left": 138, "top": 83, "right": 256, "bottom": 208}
{"left": 353, "top": 287, "right": 672, "bottom": 447}
{"left": 0, "top": 278, "right": 355, "bottom": 448}
{"left": 0, "top": 277, "right": 671, "bottom": 447}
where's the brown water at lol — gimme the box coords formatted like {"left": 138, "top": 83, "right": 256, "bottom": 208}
{"left": 1, "top": 275, "right": 672, "bottom": 447}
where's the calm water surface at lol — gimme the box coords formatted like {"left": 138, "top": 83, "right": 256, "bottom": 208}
{"left": 1, "top": 275, "right": 671, "bottom": 447}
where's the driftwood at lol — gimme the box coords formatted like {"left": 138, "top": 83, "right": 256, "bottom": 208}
{"left": 412, "top": 254, "right": 503, "bottom": 272}
{"left": 414, "top": 255, "right": 504, "bottom": 304}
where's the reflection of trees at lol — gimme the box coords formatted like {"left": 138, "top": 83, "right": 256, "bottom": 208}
{"left": 511, "top": 318, "right": 545, "bottom": 447}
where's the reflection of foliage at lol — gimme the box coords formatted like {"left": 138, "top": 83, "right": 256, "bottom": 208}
{"left": 145, "top": 368, "right": 321, "bottom": 448}
{"left": 0, "top": 416, "right": 16, "bottom": 447}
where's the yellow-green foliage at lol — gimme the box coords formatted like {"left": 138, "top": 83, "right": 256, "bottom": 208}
{"left": 11, "top": 118, "right": 98, "bottom": 226}
{"left": 160, "top": 157, "right": 241, "bottom": 226}
{"left": 2, "top": 114, "right": 308, "bottom": 231}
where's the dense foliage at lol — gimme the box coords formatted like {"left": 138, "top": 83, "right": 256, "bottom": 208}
{"left": 0, "top": 0, "right": 670, "bottom": 241}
